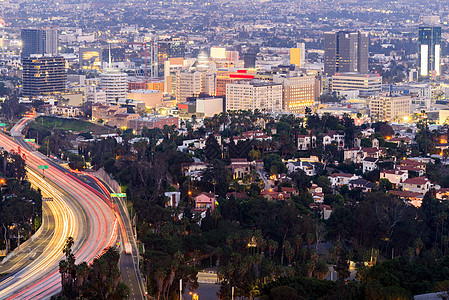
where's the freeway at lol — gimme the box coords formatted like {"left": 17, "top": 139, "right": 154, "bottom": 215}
{"left": 0, "top": 118, "right": 118, "bottom": 299}
{"left": 82, "top": 173, "right": 146, "bottom": 300}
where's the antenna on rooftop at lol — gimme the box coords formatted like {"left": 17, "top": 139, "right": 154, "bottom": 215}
{"left": 108, "top": 43, "right": 112, "bottom": 69}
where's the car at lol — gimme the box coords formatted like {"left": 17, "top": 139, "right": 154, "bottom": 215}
{"left": 124, "top": 242, "right": 132, "bottom": 255}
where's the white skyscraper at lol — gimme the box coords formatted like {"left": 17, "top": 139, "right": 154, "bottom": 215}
{"left": 100, "top": 70, "right": 128, "bottom": 103}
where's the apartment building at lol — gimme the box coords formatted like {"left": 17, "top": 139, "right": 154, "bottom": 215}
{"left": 274, "top": 75, "right": 319, "bottom": 114}
{"left": 225, "top": 81, "right": 283, "bottom": 112}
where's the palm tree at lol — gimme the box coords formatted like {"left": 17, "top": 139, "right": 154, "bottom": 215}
{"left": 284, "top": 241, "right": 295, "bottom": 265}
{"left": 267, "top": 239, "right": 278, "bottom": 259}
{"left": 414, "top": 238, "right": 424, "bottom": 256}
{"left": 306, "top": 261, "right": 315, "bottom": 278}
{"left": 294, "top": 234, "right": 303, "bottom": 256}
{"left": 306, "top": 232, "right": 314, "bottom": 247}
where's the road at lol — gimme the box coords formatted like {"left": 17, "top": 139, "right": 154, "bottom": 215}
{"left": 256, "top": 162, "right": 273, "bottom": 190}
{"left": 82, "top": 174, "right": 146, "bottom": 300}
{"left": 0, "top": 197, "right": 55, "bottom": 275}
{"left": 0, "top": 117, "right": 118, "bottom": 299}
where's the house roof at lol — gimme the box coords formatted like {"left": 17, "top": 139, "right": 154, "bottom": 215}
{"left": 381, "top": 169, "right": 407, "bottom": 175}
{"left": 330, "top": 173, "right": 356, "bottom": 178}
{"left": 389, "top": 190, "right": 423, "bottom": 199}
{"left": 230, "top": 158, "right": 249, "bottom": 163}
{"left": 437, "top": 188, "right": 449, "bottom": 194}
{"left": 396, "top": 165, "right": 422, "bottom": 172}
{"left": 403, "top": 177, "right": 429, "bottom": 185}
{"left": 226, "top": 192, "right": 248, "bottom": 199}
{"left": 349, "top": 178, "right": 375, "bottom": 188}
{"left": 195, "top": 192, "right": 215, "bottom": 199}
{"left": 363, "top": 147, "right": 381, "bottom": 153}
{"left": 364, "top": 157, "right": 378, "bottom": 162}
{"left": 400, "top": 159, "right": 425, "bottom": 167}
{"left": 390, "top": 137, "right": 411, "bottom": 143}
{"left": 323, "top": 131, "right": 343, "bottom": 137}
{"left": 281, "top": 187, "right": 298, "bottom": 193}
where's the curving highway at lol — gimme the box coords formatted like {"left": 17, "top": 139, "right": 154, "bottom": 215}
{"left": 0, "top": 117, "right": 118, "bottom": 299}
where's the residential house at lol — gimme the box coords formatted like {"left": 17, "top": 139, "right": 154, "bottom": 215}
{"left": 323, "top": 131, "right": 345, "bottom": 149}
{"left": 177, "top": 139, "right": 202, "bottom": 152}
{"left": 329, "top": 173, "right": 359, "bottom": 187}
{"left": 228, "top": 158, "right": 251, "bottom": 179}
{"left": 297, "top": 135, "right": 316, "bottom": 151}
{"left": 400, "top": 159, "right": 426, "bottom": 171}
{"left": 380, "top": 169, "right": 408, "bottom": 188}
{"left": 361, "top": 128, "right": 375, "bottom": 137}
{"left": 389, "top": 137, "right": 412, "bottom": 146}
{"left": 286, "top": 161, "right": 317, "bottom": 176}
{"left": 194, "top": 192, "right": 216, "bottom": 212}
{"left": 309, "top": 203, "right": 333, "bottom": 220}
{"left": 261, "top": 190, "right": 291, "bottom": 201}
{"left": 436, "top": 188, "right": 449, "bottom": 201}
{"left": 165, "top": 191, "right": 181, "bottom": 207}
{"left": 402, "top": 177, "right": 431, "bottom": 194}
{"left": 348, "top": 178, "right": 376, "bottom": 192}
{"left": 363, "top": 157, "right": 378, "bottom": 173}
{"left": 389, "top": 190, "right": 424, "bottom": 207}
{"left": 344, "top": 147, "right": 382, "bottom": 164}
{"left": 320, "top": 205, "right": 333, "bottom": 220}
{"left": 182, "top": 162, "right": 208, "bottom": 181}
{"left": 280, "top": 187, "right": 299, "bottom": 196}
{"left": 51, "top": 105, "right": 83, "bottom": 117}
{"left": 395, "top": 165, "right": 425, "bottom": 177}
{"left": 309, "top": 184, "right": 324, "bottom": 203}
{"left": 242, "top": 130, "right": 272, "bottom": 141}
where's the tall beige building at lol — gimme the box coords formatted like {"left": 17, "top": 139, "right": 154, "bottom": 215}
{"left": 226, "top": 81, "right": 283, "bottom": 113}
{"left": 369, "top": 94, "right": 411, "bottom": 122}
{"left": 274, "top": 76, "right": 319, "bottom": 114}
{"left": 175, "top": 71, "right": 216, "bottom": 103}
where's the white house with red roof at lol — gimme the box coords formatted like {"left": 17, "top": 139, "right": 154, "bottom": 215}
{"left": 402, "top": 177, "right": 431, "bottom": 194}
{"left": 380, "top": 169, "right": 408, "bottom": 188}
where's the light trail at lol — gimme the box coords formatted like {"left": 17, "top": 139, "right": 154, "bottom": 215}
{"left": 0, "top": 119, "right": 118, "bottom": 299}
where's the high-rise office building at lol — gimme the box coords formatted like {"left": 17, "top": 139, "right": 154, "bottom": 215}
{"left": 418, "top": 26, "right": 441, "bottom": 78}
{"left": 22, "top": 55, "right": 66, "bottom": 96}
{"left": 324, "top": 31, "right": 369, "bottom": 76}
{"left": 21, "top": 28, "right": 58, "bottom": 59}
{"left": 175, "top": 71, "right": 216, "bottom": 103}
{"left": 243, "top": 53, "right": 256, "bottom": 68}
